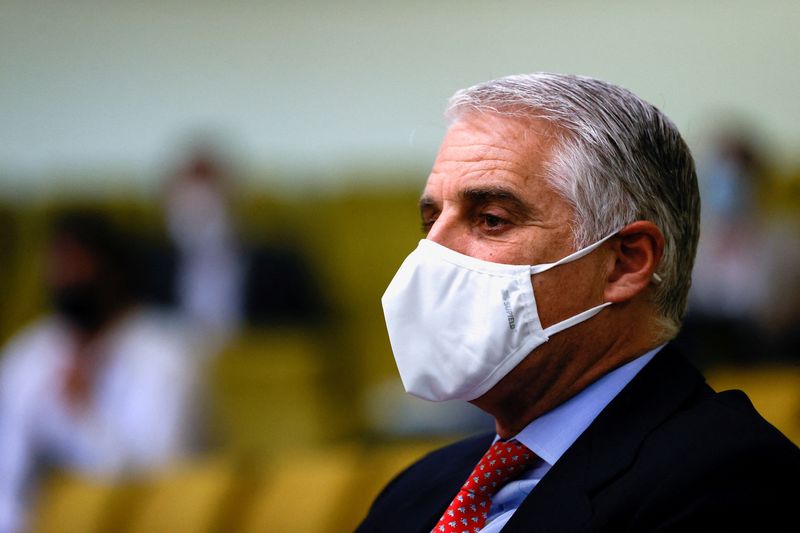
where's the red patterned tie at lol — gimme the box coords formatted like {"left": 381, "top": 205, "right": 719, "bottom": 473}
{"left": 433, "top": 440, "right": 537, "bottom": 533}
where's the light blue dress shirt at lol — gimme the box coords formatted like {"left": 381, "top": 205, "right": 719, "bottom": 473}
{"left": 479, "top": 345, "right": 663, "bottom": 532}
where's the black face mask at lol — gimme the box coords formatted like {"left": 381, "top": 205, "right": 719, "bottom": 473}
{"left": 51, "top": 283, "right": 112, "bottom": 334}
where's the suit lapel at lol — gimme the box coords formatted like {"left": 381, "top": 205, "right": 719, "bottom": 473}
{"left": 503, "top": 345, "right": 707, "bottom": 532}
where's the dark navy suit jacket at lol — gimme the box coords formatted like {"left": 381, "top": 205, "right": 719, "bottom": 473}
{"left": 357, "top": 345, "right": 800, "bottom": 532}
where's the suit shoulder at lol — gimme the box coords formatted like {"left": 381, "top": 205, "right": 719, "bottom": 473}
{"left": 653, "top": 387, "right": 799, "bottom": 463}
{"left": 633, "top": 388, "right": 798, "bottom": 523}
{"left": 590, "top": 385, "right": 799, "bottom": 530}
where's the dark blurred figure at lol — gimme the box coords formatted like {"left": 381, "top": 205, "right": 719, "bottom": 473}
{"left": 678, "top": 130, "right": 800, "bottom": 364}
{"left": 145, "top": 146, "right": 326, "bottom": 339}
{"left": 0, "top": 211, "right": 206, "bottom": 533}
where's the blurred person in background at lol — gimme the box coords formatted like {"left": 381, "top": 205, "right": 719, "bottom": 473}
{"left": 163, "top": 146, "right": 245, "bottom": 341}
{"left": 0, "top": 211, "right": 206, "bottom": 533}
{"left": 146, "top": 144, "right": 326, "bottom": 339}
{"left": 680, "top": 130, "right": 800, "bottom": 363}
{"left": 358, "top": 73, "right": 799, "bottom": 532}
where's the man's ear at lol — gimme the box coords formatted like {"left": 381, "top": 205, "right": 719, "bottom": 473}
{"left": 603, "top": 221, "right": 664, "bottom": 303}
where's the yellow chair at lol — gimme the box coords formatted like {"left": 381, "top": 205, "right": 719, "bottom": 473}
{"left": 210, "top": 329, "right": 328, "bottom": 456}
{"left": 235, "top": 446, "right": 359, "bottom": 533}
{"left": 125, "top": 459, "right": 236, "bottom": 533}
{"left": 29, "top": 471, "right": 121, "bottom": 533}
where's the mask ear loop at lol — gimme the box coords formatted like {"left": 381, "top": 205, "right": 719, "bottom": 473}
{"left": 529, "top": 230, "right": 620, "bottom": 338}
{"left": 528, "top": 231, "right": 619, "bottom": 275}
{"left": 542, "top": 302, "right": 613, "bottom": 337}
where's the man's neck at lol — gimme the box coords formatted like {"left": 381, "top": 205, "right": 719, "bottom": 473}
{"left": 474, "top": 321, "right": 663, "bottom": 439}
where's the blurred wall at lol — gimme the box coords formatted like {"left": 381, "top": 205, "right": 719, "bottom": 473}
{"left": 1, "top": 0, "right": 799, "bottom": 196}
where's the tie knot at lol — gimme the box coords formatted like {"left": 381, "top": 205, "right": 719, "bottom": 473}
{"left": 462, "top": 439, "right": 537, "bottom": 497}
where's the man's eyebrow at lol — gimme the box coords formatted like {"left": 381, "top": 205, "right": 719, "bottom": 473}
{"left": 459, "top": 186, "right": 536, "bottom": 216}
{"left": 419, "top": 195, "right": 438, "bottom": 214}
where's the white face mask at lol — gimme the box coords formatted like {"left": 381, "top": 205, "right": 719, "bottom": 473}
{"left": 381, "top": 233, "right": 616, "bottom": 402}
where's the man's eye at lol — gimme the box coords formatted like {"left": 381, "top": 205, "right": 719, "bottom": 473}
{"left": 421, "top": 217, "right": 437, "bottom": 234}
{"left": 480, "top": 214, "right": 507, "bottom": 229}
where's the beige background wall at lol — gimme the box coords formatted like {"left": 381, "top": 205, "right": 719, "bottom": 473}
{"left": 1, "top": 0, "right": 799, "bottom": 195}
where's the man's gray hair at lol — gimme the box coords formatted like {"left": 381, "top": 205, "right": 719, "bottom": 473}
{"left": 446, "top": 73, "right": 700, "bottom": 337}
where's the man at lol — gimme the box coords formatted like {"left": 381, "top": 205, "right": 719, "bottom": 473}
{"left": 357, "top": 73, "right": 799, "bottom": 532}
{"left": 0, "top": 211, "right": 205, "bottom": 533}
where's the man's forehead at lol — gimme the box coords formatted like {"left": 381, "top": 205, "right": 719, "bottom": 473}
{"left": 443, "top": 112, "right": 560, "bottom": 147}
{"left": 421, "top": 151, "right": 556, "bottom": 203}
{"left": 419, "top": 113, "right": 566, "bottom": 210}
{"left": 437, "top": 114, "right": 556, "bottom": 166}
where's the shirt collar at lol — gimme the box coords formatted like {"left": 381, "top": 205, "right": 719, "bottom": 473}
{"left": 508, "top": 344, "right": 664, "bottom": 466}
